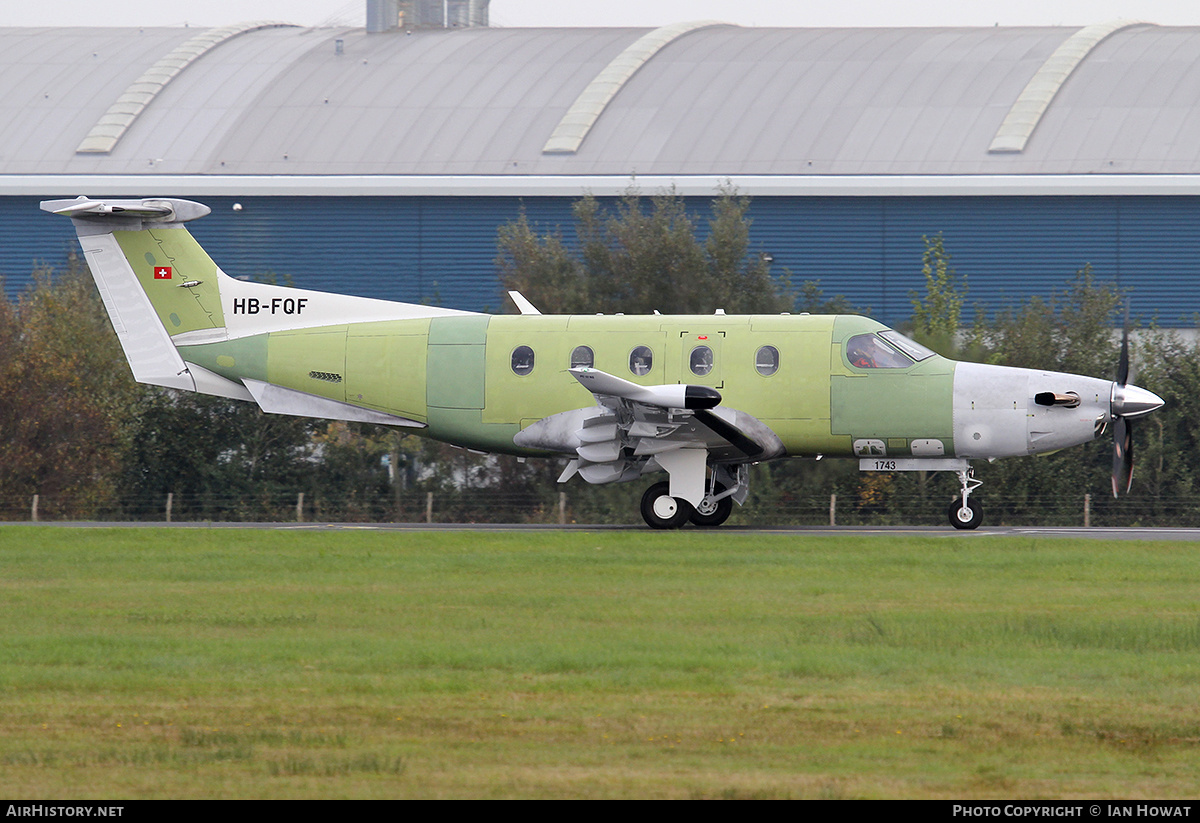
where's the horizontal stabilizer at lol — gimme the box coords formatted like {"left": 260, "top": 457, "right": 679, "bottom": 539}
{"left": 42, "top": 196, "right": 211, "bottom": 224}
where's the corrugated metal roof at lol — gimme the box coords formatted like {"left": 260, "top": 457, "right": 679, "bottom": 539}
{"left": 4, "top": 23, "right": 1200, "bottom": 177}
{"left": 75, "top": 22, "right": 301, "bottom": 155}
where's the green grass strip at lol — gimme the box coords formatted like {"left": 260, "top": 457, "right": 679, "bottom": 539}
{"left": 2, "top": 527, "right": 1199, "bottom": 798}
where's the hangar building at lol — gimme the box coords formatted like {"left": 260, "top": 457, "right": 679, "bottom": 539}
{"left": 4, "top": 6, "right": 1200, "bottom": 324}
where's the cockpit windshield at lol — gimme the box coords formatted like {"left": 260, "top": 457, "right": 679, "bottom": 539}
{"left": 878, "top": 330, "right": 936, "bottom": 362}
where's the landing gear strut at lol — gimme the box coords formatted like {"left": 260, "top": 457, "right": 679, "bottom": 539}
{"left": 689, "top": 482, "right": 733, "bottom": 527}
{"left": 640, "top": 465, "right": 746, "bottom": 529}
{"left": 948, "top": 466, "right": 983, "bottom": 529}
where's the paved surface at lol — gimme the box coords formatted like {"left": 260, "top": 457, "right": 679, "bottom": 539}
{"left": 8, "top": 522, "right": 1200, "bottom": 541}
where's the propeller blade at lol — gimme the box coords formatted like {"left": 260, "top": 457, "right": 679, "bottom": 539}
{"left": 1116, "top": 301, "right": 1130, "bottom": 386}
{"left": 1111, "top": 416, "right": 1133, "bottom": 498}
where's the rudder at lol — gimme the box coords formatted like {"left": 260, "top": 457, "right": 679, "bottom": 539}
{"left": 114, "top": 223, "right": 226, "bottom": 338}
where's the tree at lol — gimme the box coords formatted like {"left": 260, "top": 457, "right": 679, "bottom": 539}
{"left": 494, "top": 213, "right": 587, "bottom": 313}
{"left": 796, "top": 280, "right": 856, "bottom": 315}
{"left": 703, "top": 185, "right": 794, "bottom": 314}
{"left": 983, "top": 265, "right": 1122, "bottom": 378}
{"left": 117, "top": 390, "right": 319, "bottom": 520}
{"left": 0, "top": 257, "right": 139, "bottom": 516}
{"left": 909, "top": 232, "right": 966, "bottom": 354}
{"left": 496, "top": 184, "right": 792, "bottom": 315}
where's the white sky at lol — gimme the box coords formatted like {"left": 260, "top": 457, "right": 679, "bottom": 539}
{"left": 8, "top": 0, "right": 1200, "bottom": 29}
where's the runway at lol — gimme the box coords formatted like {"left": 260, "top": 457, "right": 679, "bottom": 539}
{"left": 11, "top": 522, "right": 1200, "bottom": 541}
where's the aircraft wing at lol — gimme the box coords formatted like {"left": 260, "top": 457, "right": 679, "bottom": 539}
{"left": 513, "top": 367, "right": 784, "bottom": 493}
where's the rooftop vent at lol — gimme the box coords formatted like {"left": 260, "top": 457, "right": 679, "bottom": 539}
{"left": 367, "top": 0, "right": 489, "bottom": 32}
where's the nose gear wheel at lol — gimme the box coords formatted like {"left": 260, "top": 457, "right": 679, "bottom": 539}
{"left": 948, "top": 467, "right": 983, "bottom": 529}
{"left": 948, "top": 498, "right": 983, "bottom": 529}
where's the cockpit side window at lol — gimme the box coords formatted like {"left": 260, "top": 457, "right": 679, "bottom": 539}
{"left": 845, "top": 333, "right": 912, "bottom": 369}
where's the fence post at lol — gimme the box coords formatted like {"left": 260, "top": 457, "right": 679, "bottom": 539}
{"left": 559, "top": 492, "right": 567, "bottom": 525}
{"left": 425, "top": 492, "right": 433, "bottom": 524}
{"left": 830, "top": 493, "right": 836, "bottom": 527}
{"left": 31, "top": 494, "right": 38, "bottom": 523}
{"left": 296, "top": 492, "right": 304, "bottom": 523}
{"left": 166, "top": 492, "right": 173, "bottom": 523}
{"left": 1083, "top": 493, "right": 1091, "bottom": 528}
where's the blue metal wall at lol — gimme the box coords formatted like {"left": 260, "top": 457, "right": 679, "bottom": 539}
{"left": 5, "top": 193, "right": 1197, "bottom": 324}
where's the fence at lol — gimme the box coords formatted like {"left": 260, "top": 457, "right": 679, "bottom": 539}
{"left": 0, "top": 490, "right": 580, "bottom": 526}
{"left": 2, "top": 489, "right": 1195, "bottom": 528}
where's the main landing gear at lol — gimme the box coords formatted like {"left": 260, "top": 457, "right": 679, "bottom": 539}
{"left": 689, "top": 483, "right": 733, "bottom": 527}
{"left": 640, "top": 472, "right": 739, "bottom": 529}
{"left": 640, "top": 482, "right": 693, "bottom": 529}
{"left": 948, "top": 466, "right": 983, "bottom": 529}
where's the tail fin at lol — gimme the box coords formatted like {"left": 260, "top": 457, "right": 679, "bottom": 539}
{"left": 42, "top": 196, "right": 472, "bottom": 400}
{"left": 41, "top": 197, "right": 213, "bottom": 392}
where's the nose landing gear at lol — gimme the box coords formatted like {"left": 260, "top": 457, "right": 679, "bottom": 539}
{"left": 949, "top": 466, "right": 983, "bottom": 529}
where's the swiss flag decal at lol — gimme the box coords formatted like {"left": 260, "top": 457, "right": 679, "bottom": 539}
{"left": 153, "top": 266, "right": 172, "bottom": 280}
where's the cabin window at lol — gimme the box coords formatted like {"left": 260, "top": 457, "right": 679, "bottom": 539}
{"left": 845, "top": 333, "right": 912, "bottom": 369}
{"left": 570, "top": 345, "right": 594, "bottom": 369}
{"left": 755, "top": 345, "right": 779, "bottom": 376}
{"left": 690, "top": 345, "right": 714, "bottom": 376}
{"left": 511, "top": 345, "right": 535, "bottom": 376}
{"left": 629, "top": 345, "right": 653, "bottom": 376}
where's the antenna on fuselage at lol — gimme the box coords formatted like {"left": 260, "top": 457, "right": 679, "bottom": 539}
{"left": 507, "top": 291, "right": 542, "bottom": 316}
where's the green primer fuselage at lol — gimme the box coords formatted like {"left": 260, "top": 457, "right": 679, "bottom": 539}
{"left": 110, "top": 224, "right": 955, "bottom": 460}
{"left": 179, "top": 312, "right": 957, "bottom": 458}
{"left": 40, "top": 199, "right": 1162, "bottom": 529}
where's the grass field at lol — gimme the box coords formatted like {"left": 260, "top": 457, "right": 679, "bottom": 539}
{"left": 1, "top": 525, "right": 1199, "bottom": 799}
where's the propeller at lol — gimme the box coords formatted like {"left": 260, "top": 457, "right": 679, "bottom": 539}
{"left": 1109, "top": 303, "right": 1164, "bottom": 498}
{"left": 1112, "top": 308, "right": 1132, "bottom": 498}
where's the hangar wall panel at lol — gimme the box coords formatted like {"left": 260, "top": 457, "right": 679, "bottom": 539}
{"left": 879, "top": 196, "right": 1120, "bottom": 315}
{"left": 5, "top": 195, "right": 1196, "bottom": 325}
{"left": 1118, "top": 198, "right": 1200, "bottom": 324}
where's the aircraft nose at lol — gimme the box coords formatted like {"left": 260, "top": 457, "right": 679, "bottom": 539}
{"left": 1111, "top": 383, "right": 1164, "bottom": 418}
